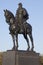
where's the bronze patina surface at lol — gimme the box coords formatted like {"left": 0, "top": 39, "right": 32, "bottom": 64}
{"left": 4, "top": 3, "right": 34, "bottom": 51}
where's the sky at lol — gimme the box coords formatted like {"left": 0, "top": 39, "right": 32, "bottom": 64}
{"left": 0, "top": 0, "right": 43, "bottom": 54}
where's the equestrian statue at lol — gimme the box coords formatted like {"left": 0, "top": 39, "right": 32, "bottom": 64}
{"left": 4, "top": 3, "right": 34, "bottom": 51}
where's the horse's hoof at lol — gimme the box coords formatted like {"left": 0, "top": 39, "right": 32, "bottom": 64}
{"left": 12, "top": 46, "right": 18, "bottom": 51}
{"left": 31, "top": 47, "right": 34, "bottom": 51}
{"left": 12, "top": 47, "right": 15, "bottom": 51}
{"left": 27, "top": 48, "right": 30, "bottom": 51}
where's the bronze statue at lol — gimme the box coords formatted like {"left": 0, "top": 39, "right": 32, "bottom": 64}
{"left": 4, "top": 3, "right": 34, "bottom": 51}
{"left": 16, "top": 3, "right": 29, "bottom": 25}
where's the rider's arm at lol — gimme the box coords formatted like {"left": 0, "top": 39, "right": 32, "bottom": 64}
{"left": 23, "top": 8, "right": 29, "bottom": 20}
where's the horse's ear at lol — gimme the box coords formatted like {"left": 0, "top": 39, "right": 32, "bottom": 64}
{"left": 3, "top": 10, "right": 5, "bottom": 12}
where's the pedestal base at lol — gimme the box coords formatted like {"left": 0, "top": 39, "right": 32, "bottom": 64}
{"left": 2, "top": 50, "right": 41, "bottom": 65}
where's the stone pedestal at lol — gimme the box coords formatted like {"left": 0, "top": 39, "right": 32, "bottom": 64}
{"left": 2, "top": 50, "right": 41, "bottom": 65}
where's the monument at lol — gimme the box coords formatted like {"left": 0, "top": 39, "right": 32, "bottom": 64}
{"left": 2, "top": 3, "right": 41, "bottom": 65}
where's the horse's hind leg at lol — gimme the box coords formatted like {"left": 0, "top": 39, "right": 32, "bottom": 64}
{"left": 23, "top": 34, "right": 30, "bottom": 51}
{"left": 29, "top": 32, "right": 34, "bottom": 51}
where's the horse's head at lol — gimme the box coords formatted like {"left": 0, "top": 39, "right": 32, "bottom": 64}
{"left": 4, "top": 9, "right": 10, "bottom": 18}
{"left": 4, "top": 9, "right": 15, "bottom": 25}
{"left": 4, "top": 9, "right": 11, "bottom": 25}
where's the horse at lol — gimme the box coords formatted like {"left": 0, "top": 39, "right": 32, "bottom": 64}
{"left": 4, "top": 9, "right": 34, "bottom": 51}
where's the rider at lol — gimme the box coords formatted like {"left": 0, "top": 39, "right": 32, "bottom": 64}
{"left": 15, "top": 3, "right": 29, "bottom": 27}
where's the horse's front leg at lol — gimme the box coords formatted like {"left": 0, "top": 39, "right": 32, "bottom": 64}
{"left": 10, "top": 33, "right": 15, "bottom": 50}
{"left": 16, "top": 34, "right": 18, "bottom": 50}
